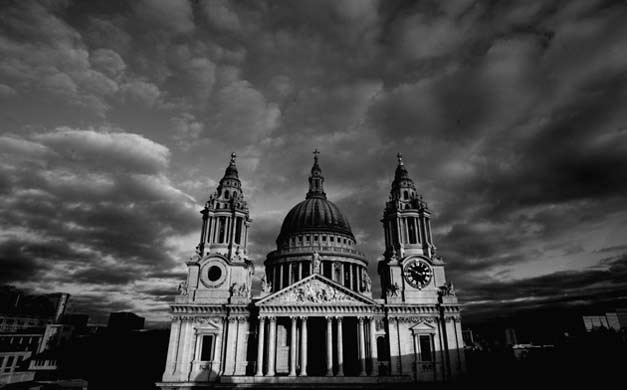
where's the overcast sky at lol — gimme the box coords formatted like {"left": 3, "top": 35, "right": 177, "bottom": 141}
{"left": 1, "top": 0, "right": 626, "bottom": 326}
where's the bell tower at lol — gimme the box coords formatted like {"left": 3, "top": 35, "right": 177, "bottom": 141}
{"left": 378, "top": 153, "right": 445, "bottom": 304}
{"left": 179, "top": 152, "right": 254, "bottom": 305}
{"left": 198, "top": 152, "right": 251, "bottom": 260}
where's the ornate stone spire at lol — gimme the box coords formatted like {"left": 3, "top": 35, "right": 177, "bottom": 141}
{"left": 393, "top": 152, "right": 410, "bottom": 183}
{"left": 391, "top": 152, "right": 415, "bottom": 200}
{"left": 222, "top": 152, "right": 239, "bottom": 181}
{"left": 213, "top": 152, "right": 245, "bottom": 211}
{"left": 306, "top": 149, "right": 326, "bottom": 199}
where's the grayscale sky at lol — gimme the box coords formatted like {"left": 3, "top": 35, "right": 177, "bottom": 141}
{"left": 1, "top": 0, "right": 626, "bottom": 325}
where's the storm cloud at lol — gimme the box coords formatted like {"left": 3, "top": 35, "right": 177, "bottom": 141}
{"left": 1, "top": 0, "right": 626, "bottom": 325}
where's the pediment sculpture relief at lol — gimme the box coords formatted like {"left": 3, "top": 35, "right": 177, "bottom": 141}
{"left": 280, "top": 281, "right": 352, "bottom": 303}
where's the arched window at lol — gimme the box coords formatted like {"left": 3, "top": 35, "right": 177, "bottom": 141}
{"left": 403, "top": 190, "right": 408, "bottom": 200}
{"left": 224, "top": 190, "right": 230, "bottom": 199}
{"left": 234, "top": 217, "right": 243, "bottom": 244}
{"left": 218, "top": 217, "right": 226, "bottom": 243}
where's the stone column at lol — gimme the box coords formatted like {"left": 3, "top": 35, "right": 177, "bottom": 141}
{"left": 326, "top": 317, "right": 334, "bottom": 376}
{"left": 224, "top": 317, "right": 238, "bottom": 375}
{"left": 349, "top": 265, "right": 354, "bottom": 290}
{"left": 178, "top": 319, "right": 193, "bottom": 378}
{"left": 358, "top": 317, "right": 367, "bottom": 376}
{"left": 413, "top": 218, "right": 420, "bottom": 244}
{"left": 389, "top": 318, "right": 401, "bottom": 375}
{"left": 369, "top": 317, "right": 378, "bottom": 376}
{"left": 266, "top": 317, "right": 277, "bottom": 376}
{"left": 229, "top": 215, "right": 236, "bottom": 245}
{"left": 289, "top": 317, "right": 297, "bottom": 376}
{"left": 299, "top": 317, "right": 308, "bottom": 376}
{"left": 255, "top": 317, "right": 266, "bottom": 376}
{"left": 336, "top": 317, "right": 344, "bottom": 376}
{"left": 298, "top": 262, "right": 303, "bottom": 281}
{"left": 244, "top": 222, "right": 249, "bottom": 247}
{"left": 225, "top": 217, "right": 230, "bottom": 244}
{"left": 163, "top": 318, "right": 181, "bottom": 380}
{"left": 235, "top": 319, "right": 250, "bottom": 375}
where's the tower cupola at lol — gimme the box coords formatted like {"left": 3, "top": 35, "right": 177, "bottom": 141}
{"left": 382, "top": 153, "right": 435, "bottom": 260}
{"left": 196, "top": 152, "right": 251, "bottom": 261}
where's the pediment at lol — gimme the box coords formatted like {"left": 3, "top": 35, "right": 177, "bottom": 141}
{"left": 188, "top": 317, "right": 222, "bottom": 330}
{"left": 410, "top": 320, "right": 436, "bottom": 333}
{"left": 257, "top": 274, "right": 376, "bottom": 306}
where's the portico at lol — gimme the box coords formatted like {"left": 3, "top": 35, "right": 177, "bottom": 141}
{"left": 254, "top": 274, "right": 382, "bottom": 378}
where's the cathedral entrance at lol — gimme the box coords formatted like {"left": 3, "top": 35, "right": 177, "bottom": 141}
{"left": 307, "top": 317, "right": 326, "bottom": 376}
{"left": 303, "top": 317, "right": 361, "bottom": 376}
{"left": 342, "top": 317, "right": 359, "bottom": 376}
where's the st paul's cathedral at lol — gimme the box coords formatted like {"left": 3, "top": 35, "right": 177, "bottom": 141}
{"left": 158, "top": 152, "right": 465, "bottom": 389}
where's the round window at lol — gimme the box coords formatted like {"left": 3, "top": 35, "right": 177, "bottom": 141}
{"left": 200, "top": 260, "right": 227, "bottom": 288}
{"left": 207, "top": 266, "right": 222, "bottom": 282}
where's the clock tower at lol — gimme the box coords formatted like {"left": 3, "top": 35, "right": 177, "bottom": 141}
{"left": 378, "top": 154, "right": 448, "bottom": 305}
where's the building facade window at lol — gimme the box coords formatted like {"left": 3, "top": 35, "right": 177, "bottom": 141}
{"left": 408, "top": 217, "right": 417, "bottom": 244}
{"left": 418, "top": 335, "right": 432, "bottom": 362}
{"left": 200, "top": 335, "right": 215, "bottom": 361}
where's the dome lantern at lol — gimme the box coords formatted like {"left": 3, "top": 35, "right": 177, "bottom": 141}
{"left": 306, "top": 149, "right": 326, "bottom": 199}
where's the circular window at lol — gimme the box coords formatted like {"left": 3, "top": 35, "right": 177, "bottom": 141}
{"left": 200, "top": 260, "right": 227, "bottom": 288}
{"left": 208, "top": 266, "right": 222, "bottom": 281}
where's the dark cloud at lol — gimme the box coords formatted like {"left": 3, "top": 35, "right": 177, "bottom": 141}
{"left": 0, "top": 128, "right": 197, "bottom": 320}
{"left": 71, "top": 267, "right": 137, "bottom": 286}
{"left": 1, "top": 0, "right": 626, "bottom": 323}
{"left": 460, "top": 254, "right": 627, "bottom": 324}
{"left": 0, "top": 240, "right": 50, "bottom": 283}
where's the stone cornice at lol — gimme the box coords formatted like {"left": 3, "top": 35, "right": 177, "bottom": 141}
{"left": 259, "top": 305, "right": 385, "bottom": 317}
{"left": 171, "top": 304, "right": 251, "bottom": 320}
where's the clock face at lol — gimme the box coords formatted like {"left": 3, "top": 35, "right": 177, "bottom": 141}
{"left": 403, "top": 259, "right": 432, "bottom": 289}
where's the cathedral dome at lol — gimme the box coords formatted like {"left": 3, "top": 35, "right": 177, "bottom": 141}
{"left": 265, "top": 151, "right": 368, "bottom": 295}
{"left": 278, "top": 197, "right": 354, "bottom": 243}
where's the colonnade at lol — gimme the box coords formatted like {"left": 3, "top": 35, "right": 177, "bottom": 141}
{"left": 268, "top": 262, "right": 366, "bottom": 292}
{"left": 255, "top": 316, "right": 379, "bottom": 377}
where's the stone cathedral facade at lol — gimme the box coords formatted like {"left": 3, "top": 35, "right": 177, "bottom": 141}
{"left": 157, "top": 152, "right": 465, "bottom": 389}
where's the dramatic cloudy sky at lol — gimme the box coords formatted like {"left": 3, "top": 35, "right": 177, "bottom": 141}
{"left": 1, "top": 0, "right": 626, "bottom": 327}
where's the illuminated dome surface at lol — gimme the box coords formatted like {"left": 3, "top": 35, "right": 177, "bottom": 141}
{"left": 278, "top": 197, "right": 354, "bottom": 242}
